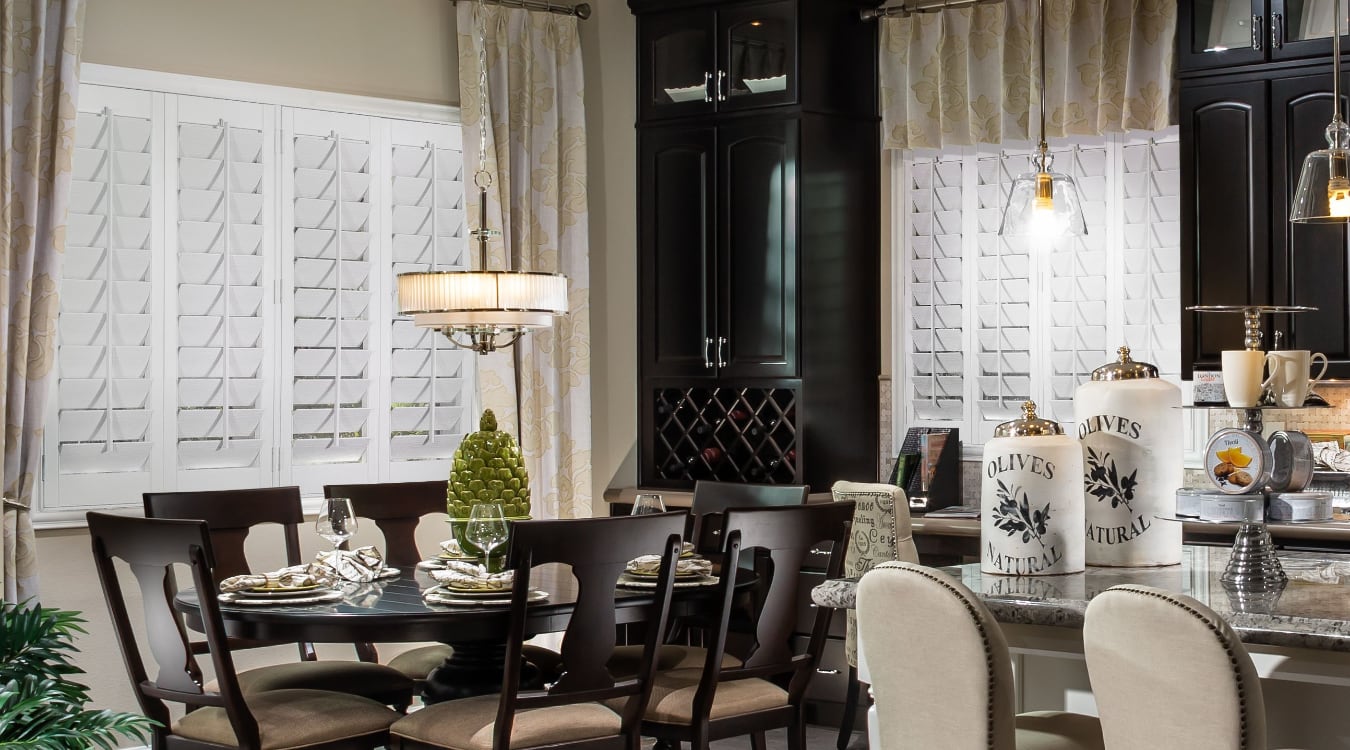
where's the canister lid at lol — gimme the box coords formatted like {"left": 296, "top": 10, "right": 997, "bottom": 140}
{"left": 993, "top": 401, "right": 1064, "bottom": 437}
{"left": 1090, "top": 346, "right": 1160, "bottom": 381}
{"left": 1268, "top": 430, "right": 1315, "bottom": 493}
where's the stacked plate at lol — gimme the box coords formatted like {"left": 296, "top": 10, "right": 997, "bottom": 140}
{"left": 618, "top": 555, "right": 717, "bottom": 589}
{"left": 423, "top": 584, "right": 547, "bottom": 606}
{"left": 219, "top": 580, "right": 344, "bottom": 606}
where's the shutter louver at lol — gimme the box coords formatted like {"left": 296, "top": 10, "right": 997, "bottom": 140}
{"left": 388, "top": 134, "right": 472, "bottom": 464}
{"left": 175, "top": 115, "right": 268, "bottom": 472}
{"left": 56, "top": 105, "right": 156, "bottom": 498}
{"left": 1120, "top": 138, "right": 1182, "bottom": 377}
{"left": 906, "top": 156, "right": 964, "bottom": 423}
{"left": 291, "top": 130, "right": 375, "bottom": 468}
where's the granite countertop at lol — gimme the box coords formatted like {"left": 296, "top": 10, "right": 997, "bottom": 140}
{"left": 812, "top": 546, "right": 1350, "bottom": 653}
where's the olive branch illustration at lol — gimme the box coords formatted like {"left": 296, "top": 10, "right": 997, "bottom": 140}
{"left": 990, "top": 479, "right": 1051, "bottom": 547}
{"left": 1084, "top": 447, "right": 1138, "bottom": 514}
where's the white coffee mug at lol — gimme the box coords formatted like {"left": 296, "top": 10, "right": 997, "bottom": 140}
{"left": 1221, "top": 350, "right": 1266, "bottom": 407}
{"left": 1262, "top": 350, "right": 1328, "bottom": 407}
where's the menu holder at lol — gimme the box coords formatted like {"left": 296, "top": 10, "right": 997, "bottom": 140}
{"left": 892, "top": 427, "right": 962, "bottom": 514}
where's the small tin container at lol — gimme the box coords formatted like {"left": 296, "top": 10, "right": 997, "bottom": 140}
{"left": 1268, "top": 491, "right": 1333, "bottom": 522}
{"left": 1199, "top": 493, "right": 1265, "bottom": 522}
{"left": 1268, "top": 430, "right": 1315, "bottom": 492}
{"left": 1176, "top": 488, "right": 1204, "bottom": 518}
{"left": 1205, "top": 428, "right": 1271, "bottom": 494}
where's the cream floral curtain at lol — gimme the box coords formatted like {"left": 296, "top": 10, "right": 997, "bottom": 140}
{"left": 1, "top": 0, "right": 84, "bottom": 603}
{"left": 457, "top": 3, "right": 592, "bottom": 519}
{"left": 880, "top": 0, "right": 1176, "bottom": 150}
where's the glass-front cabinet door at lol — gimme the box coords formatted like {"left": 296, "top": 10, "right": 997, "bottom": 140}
{"left": 640, "top": 8, "right": 716, "bottom": 121}
{"left": 719, "top": 1, "right": 797, "bottom": 111}
{"left": 1270, "top": 0, "right": 1350, "bottom": 60}
{"left": 1179, "top": 0, "right": 1264, "bottom": 70}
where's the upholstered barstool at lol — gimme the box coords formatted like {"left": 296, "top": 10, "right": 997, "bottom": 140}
{"left": 1084, "top": 585, "right": 1273, "bottom": 750}
{"left": 857, "top": 562, "right": 1104, "bottom": 750}
{"left": 831, "top": 481, "right": 919, "bottom": 750}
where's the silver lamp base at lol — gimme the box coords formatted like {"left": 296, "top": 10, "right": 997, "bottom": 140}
{"left": 1221, "top": 521, "right": 1288, "bottom": 589}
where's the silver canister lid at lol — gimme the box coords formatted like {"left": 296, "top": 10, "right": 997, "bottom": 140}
{"left": 993, "top": 401, "right": 1064, "bottom": 438}
{"left": 1268, "top": 430, "right": 1315, "bottom": 493}
{"left": 1090, "top": 346, "right": 1160, "bottom": 381}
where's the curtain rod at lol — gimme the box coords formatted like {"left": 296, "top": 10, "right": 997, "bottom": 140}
{"left": 861, "top": 0, "right": 999, "bottom": 20}
{"left": 454, "top": 0, "right": 591, "bottom": 19}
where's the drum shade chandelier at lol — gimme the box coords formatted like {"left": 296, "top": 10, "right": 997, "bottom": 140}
{"left": 396, "top": 0, "right": 568, "bottom": 354}
{"left": 998, "top": 0, "right": 1088, "bottom": 239}
{"left": 1290, "top": 0, "right": 1350, "bottom": 222}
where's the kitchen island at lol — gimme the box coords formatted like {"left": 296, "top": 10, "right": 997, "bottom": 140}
{"left": 819, "top": 545, "right": 1350, "bottom": 748}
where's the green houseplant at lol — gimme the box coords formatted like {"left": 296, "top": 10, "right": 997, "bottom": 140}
{"left": 0, "top": 603, "right": 156, "bottom": 749}
{"left": 446, "top": 409, "right": 531, "bottom": 555}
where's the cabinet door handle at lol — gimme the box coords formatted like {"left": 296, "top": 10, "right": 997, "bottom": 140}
{"left": 717, "top": 70, "right": 728, "bottom": 102}
{"left": 704, "top": 337, "right": 714, "bottom": 369}
{"left": 816, "top": 668, "right": 841, "bottom": 675}
{"left": 703, "top": 71, "right": 713, "bottom": 103}
{"left": 716, "top": 336, "right": 727, "bottom": 367}
{"left": 1271, "top": 13, "right": 1283, "bottom": 48}
{"left": 1252, "top": 15, "right": 1263, "bottom": 51}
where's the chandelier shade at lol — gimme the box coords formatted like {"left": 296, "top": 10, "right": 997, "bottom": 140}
{"left": 1290, "top": 0, "right": 1350, "bottom": 224}
{"left": 397, "top": 270, "right": 568, "bottom": 324}
{"left": 999, "top": 168, "right": 1088, "bottom": 238}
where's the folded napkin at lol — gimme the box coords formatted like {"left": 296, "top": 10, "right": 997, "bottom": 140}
{"left": 219, "top": 564, "right": 333, "bottom": 593}
{"left": 430, "top": 560, "right": 514, "bottom": 591}
{"left": 313, "top": 546, "right": 388, "bottom": 583}
{"left": 1314, "top": 441, "right": 1350, "bottom": 472}
{"left": 626, "top": 555, "right": 713, "bottom": 578}
{"left": 439, "top": 539, "right": 467, "bottom": 556}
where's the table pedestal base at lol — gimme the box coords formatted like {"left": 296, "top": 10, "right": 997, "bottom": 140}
{"left": 423, "top": 641, "right": 542, "bottom": 703}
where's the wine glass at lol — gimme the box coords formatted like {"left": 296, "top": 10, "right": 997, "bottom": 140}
{"left": 465, "top": 503, "right": 509, "bottom": 572}
{"left": 630, "top": 493, "right": 666, "bottom": 515}
{"left": 316, "top": 497, "right": 357, "bottom": 551}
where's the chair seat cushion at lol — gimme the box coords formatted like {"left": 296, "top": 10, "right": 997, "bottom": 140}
{"left": 388, "top": 644, "right": 455, "bottom": 680}
{"left": 390, "top": 693, "right": 622, "bottom": 750}
{"left": 635, "top": 667, "right": 788, "bottom": 725}
{"left": 172, "top": 688, "right": 397, "bottom": 749}
{"left": 608, "top": 644, "right": 743, "bottom": 676}
{"left": 1014, "top": 711, "right": 1106, "bottom": 750}
{"left": 231, "top": 660, "right": 415, "bottom": 706}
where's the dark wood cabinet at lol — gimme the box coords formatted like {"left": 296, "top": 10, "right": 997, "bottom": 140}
{"left": 633, "top": 0, "right": 879, "bottom": 496}
{"left": 1179, "top": 0, "right": 1350, "bottom": 72}
{"left": 1179, "top": 54, "right": 1350, "bottom": 377}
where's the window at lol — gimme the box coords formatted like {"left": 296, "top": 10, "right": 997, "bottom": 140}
{"left": 41, "top": 69, "right": 473, "bottom": 522}
{"left": 896, "top": 130, "right": 1182, "bottom": 448}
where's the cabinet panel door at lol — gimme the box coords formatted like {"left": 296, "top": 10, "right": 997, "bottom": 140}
{"left": 1181, "top": 80, "right": 1271, "bottom": 377}
{"left": 640, "top": 126, "right": 717, "bottom": 379}
{"left": 1177, "top": 0, "right": 1264, "bottom": 71}
{"left": 1271, "top": 73, "right": 1350, "bottom": 375}
{"left": 639, "top": 8, "right": 717, "bottom": 122}
{"left": 718, "top": 0, "right": 798, "bottom": 112}
{"left": 718, "top": 118, "right": 798, "bottom": 378}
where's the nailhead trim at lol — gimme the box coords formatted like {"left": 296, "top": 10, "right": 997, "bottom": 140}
{"left": 874, "top": 561, "right": 1001, "bottom": 750}
{"left": 1108, "top": 585, "right": 1253, "bottom": 750}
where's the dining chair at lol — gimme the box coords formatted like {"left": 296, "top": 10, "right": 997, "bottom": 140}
{"left": 1084, "top": 584, "right": 1269, "bottom": 750}
{"left": 631, "top": 501, "right": 853, "bottom": 750}
{"left": 144, "top": 486, "right": 415, "bottom": 710}
{"left": 87, "top": 511, "right": 399, "bottom": 750}
{"left": 389, "top": 512, "right": 687, "bottom": 750}
{"left": 857, "top": 562, "right": 1104, "bottom": 750}
{"left": 830, "top": 481, "right": 920, "bottom": 750}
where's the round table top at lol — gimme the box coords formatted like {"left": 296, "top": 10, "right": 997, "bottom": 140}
{"left": 175, "top": 565, "right": 742, "bottom": 644}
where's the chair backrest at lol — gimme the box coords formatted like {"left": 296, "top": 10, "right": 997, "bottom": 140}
{"left": 87, "top": 511, "right": 262, "bottom": 747}
{"left": 1084, "top": 585, "right": 1266, "bottom": 750}
{"left": 324, "top": 481, "right": 447, "bottom": 568}
{"left": 692, "top": 502, "right": 853, "bottom": 710}
{"left": 831, "top": 481, "right": 919, "bottom": 668}
{"left": 143, "top": 486, "right": 304, "bottom": 581}
{"left": 688, "top": 480, "right": 808, "bottom": 552}
{"left": 856, "top": 562, "right": 1018, "bottom": 750}
{"left": 496, "top": 513, "right": 686, "bottom": 750}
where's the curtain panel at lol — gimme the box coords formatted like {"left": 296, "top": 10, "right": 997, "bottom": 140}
{"left": 456, "top": 3, "right": 593, "bottom": 520}
{"left": 1, "top": 0, "right": 84, "bottom": 603}
{"left": 880, "top": 0, "right": 1176, "bottom": 150}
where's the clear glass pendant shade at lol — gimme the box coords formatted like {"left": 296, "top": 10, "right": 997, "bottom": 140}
{"left": 1290, "top": 119, "right": 1350, "bottom": 223}
{"left": 998, "top": 167, "right": 1088, "bottom": 238}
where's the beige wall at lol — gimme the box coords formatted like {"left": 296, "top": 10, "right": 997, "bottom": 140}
{"left": 83, "top": 0, "right": 460, "bottom": 105}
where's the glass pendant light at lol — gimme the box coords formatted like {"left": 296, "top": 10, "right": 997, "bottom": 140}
{"left": 1291, "top": 0, "right": 1350, "bottom": 223}
{"left": 396, "top": 0, "right": 568, "bottom": 353}
{"left": 999, "top": 0, "right": 1088, "bottom": 239}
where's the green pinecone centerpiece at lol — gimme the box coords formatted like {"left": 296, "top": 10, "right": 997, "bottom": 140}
{"left": 447, "top": 409, "right": 531, "bottom": 528}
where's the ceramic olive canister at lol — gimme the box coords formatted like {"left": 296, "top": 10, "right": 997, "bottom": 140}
{"left": 1073, "top": 346, "right": 1183, "bottom": 567}
{"left": 981, "top": 401, "right": 1085, "bottom": 576}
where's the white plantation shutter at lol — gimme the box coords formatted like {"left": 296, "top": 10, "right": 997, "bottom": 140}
{"left": 170, "top": 97, "right": 275, "bottom": 487}
{"left": 285, "top": 110, "right": 379, "bottom": 490}
{"left": 52, "top": 87, "right": 160, "bottom": 508}
{"left": 899, "top": 130, "right": 1181, "bottom": 448}
{"left": 386, "top": 120, "right": 474, "bottom": 476}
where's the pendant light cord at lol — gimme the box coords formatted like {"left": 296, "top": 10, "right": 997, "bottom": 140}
{"left": 1038, "top": 0, "right": 1046, "bottom": 150}
{"left": 474, "top": 0, "right": 495, "bottom": 271}
{"left": 1336, "top": 0, "right": 1343, "bottom": 124}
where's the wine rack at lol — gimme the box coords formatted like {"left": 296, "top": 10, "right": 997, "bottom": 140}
{"left": 652, "top": 386, "right": 798, "bottom": 483}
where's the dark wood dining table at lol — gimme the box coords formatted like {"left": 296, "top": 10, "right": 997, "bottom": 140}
{"left": 175, "top": 564, "right": 746, "bottom": 702}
